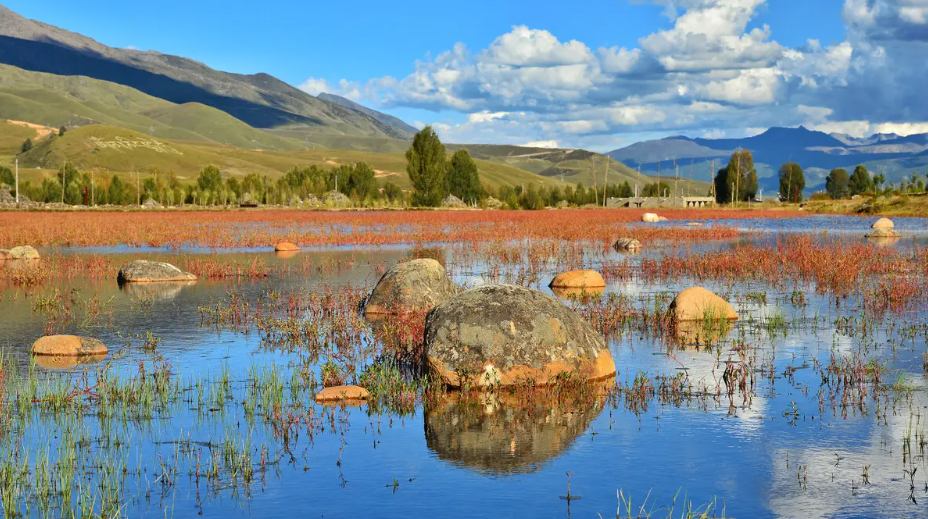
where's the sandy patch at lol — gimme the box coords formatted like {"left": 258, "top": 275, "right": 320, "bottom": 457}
{"left": 5, "top": 119, "right": 53, "bottom": 138}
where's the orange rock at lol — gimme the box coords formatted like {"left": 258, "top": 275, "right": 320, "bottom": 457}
{"left": 32, "top": 335, "right": 109, "bottom": 357}
{"left": 274, "top": 242, "right": 301, "bottom": 252}
{"left": 314, "top": 385, "right": 369, "bottom": 402}
{"left": 871, "top": 218, "right": 894, "bottom": 229}
{"left": 669, "top": 287, "right": 738, "bottom": 322}
{"left": 549, "top": 270, "right": 606, "bottom": 289}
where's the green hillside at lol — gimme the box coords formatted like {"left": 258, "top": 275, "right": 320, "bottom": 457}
{"left": 141, "top": 103, "right": 304, "bottom": 151}
{"left": 0, "top": 118, "right": 36, "bottom": 155}
{"left": 9, "top": 124, "right": 567, "bottom": 191}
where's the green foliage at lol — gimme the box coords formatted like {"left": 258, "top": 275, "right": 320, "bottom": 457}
{"left": 197, "top": 165, "right": 223, "bottom": 193}
{"left": 108, "top": 174, "right": 127, "bottom": 205}
{"left": 382, "top": 181, "right": 404, "bottom": 202}
{"left": 0, "top": 166, "right": 13, "bottom": 186}
{"left": 714, "top": 149, "right": 758, "bottom": 203}
{"left": 825, "top": 168, "right": 849, "bottom": 199}
{"left": 347, "top": 162, "right": 377, "bottom": 200}
{"left": 849, "top": 165, "right": 872, "bottom": 195}
{"left": 58, "top": 126, "right": 67, "bottom": 137}
{"left": 445, "top": 149, "right": 482, "bottom": 203}
{"left": 778, "top": 162, "right": 805, "bottom": 202}
{"left": 20, "top": 138, "right": 32, "bottom": 154}
{"left": 406, "top": 126, "right": 447, "bottom": 206}
{"left": 642, "top": 181, "right": 671, "bottom": 197}
{"left": 57, "top": 162, "right": 81, "bottom": 204}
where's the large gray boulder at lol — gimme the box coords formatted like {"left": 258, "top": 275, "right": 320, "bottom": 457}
{"left": 117, "top": 260, "right": 197, "bottom": 284}
{"left": 364, "top": 259, "right": 457, "bottom": 315}
{"left": 424, "top": 284, "right": 615, "bottom": 387}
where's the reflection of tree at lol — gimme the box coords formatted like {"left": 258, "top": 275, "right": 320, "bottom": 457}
{"left": 424, "top": 383, "right": 612, "bottom": 475}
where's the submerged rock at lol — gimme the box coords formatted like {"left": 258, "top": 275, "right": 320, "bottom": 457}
{"left": 641, "top": 213, "right": 660, "bottom": 223}
{"left": 9, "top": 245, "right": 39, "bottom": 260}
{"left": 314, "top": 385, "right": 369, "bottom": 403}
{"left": 669, "top": 287, "right": 738, "bottom": 322}
{"left": 866, "top": 228, "right": 900, "bottom": 238}
{"left": 117, "top": 260, "right": 197, "bottom": 284}
{"left": 364, "top": 259, "right": 457, "bottom": 315}
{"left": 32, "top": 335, "right": 108, "bottom": 357}
{"left": 871, "top": 217, "right": 894, "bottom": 229}
{"left": 549, "top": 270, "right": 606, "bottom": 289}
{"left": 274, "top": 242, "right": 301, "bottom": 252}
{"left": 424, "top": 284, "right": 615, "bottom": 387}
{"left": 613, "top": 237, "right": 642, "bottom": 251}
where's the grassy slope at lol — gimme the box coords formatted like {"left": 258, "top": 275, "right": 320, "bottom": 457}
{"left": 0, "top": 119, "right": 36, "bottom": 155}
{"left": 8, "top": 125, "right": 566, "bottom": 191}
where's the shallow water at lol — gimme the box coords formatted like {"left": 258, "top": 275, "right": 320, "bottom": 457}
{"left": 2, "top": 215, "right": 928, "bottom": 518}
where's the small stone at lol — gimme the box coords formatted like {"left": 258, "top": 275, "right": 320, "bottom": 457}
{"left": 669, "top": 287, "right": 738, "bottom": 322}
{"left": 32, "top": 335, "right": 108, "bottom": 357}
{"left": 549, "top": 270, "right": 606, "bottom": 289}
{"left": 613, "top": 238, "right": 642, "bottom": 251}
{"left": 641, "top": 213, "right": 660, "bottom": 223}
{"left": 117, "top": 260, "right": 197, "bottom": 283}
{"left": 274, "top": 242, "right": 300, "bottom": 252}
{"left": 314, "top": 385, "right": 369, "bottom": 402}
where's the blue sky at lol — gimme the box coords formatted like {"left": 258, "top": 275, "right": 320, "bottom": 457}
{"left": 6, "top": 1, "right": 927, "bottom": 150}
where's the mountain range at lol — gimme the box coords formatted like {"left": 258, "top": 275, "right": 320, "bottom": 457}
{"left": 608, "top": 126, "right": 928, "bottom": 194}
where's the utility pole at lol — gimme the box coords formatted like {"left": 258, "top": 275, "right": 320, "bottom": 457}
{"left": 91, "top": 169, "right": 95, "bottom": 206}
{"left": 14, "top": 158, "right": 18, "bottom": 204}
{"left": 657, "top": 161, "right": 661, "bottom": 199}
{"left": 673, "top": 157, "right": 678, "bottom": 199}
{"left": 602, "top": 157, "right": 608, "bottom": 207}
{"left": 136, "top": 171, "right": 140, "bottom": 206}
{"left": 636, "top": 165, "right": 640, "bottom": 198}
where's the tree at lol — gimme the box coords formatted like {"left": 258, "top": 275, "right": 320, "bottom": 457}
{"left": 197, "top": 165, "right": 223, "bottom": 193}
{"left": 445, "top": 149, "right": 481, "bottom": 203}
{"left": 406, "top": 126, "right": 447, "bottom": 206}
{"left": 642, "top": 181, "right": 671, "bottom": 197}
{"left": 382, "top": 181, "right": 403, "bottom": 202}
{"left": 20, "top": 138, "right": 32, "bottom": 154}
{"left": 778, "top": 162, "right": 805, "bottom": 202}
{"left": 849, "top": 165, "right": 872, "bottom": 195}
{"left": 348, "top": 162, "right": 377, "bottom": 200}
{"left": 108, "top": 174, "right": 126, "bottom": 205}
{"left": 714, "top": 149, "right": 758, "bottom": 203}
{"left": 0, "top": 166, "right": 13, "bottom": 186}
{"left": 825, "top": 168, "right": 850, "bottom": 199}
{"left": 58, "top": 126, "right": 67, "bottom": 137}
{"left": 57, "top": 162, "right": 80, "bottom": 204}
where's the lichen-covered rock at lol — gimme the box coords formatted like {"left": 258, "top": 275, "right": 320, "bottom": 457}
{"left": 484, "top": 197, "right": 504, "bottom": 209}
{"left": 871, "top": 217, "right": 894, "bottom": 229}
{"left": 314, "top": 385, "right": 369, "bottom": 402}
{"left": 142, "top": 197, "right": 163, "bottom": 209}
{"left": 323, "top": 190, "right": 351, "bottom": 206}
{"left": 424, "top": 284, "right": 615, "bottom": 387}
{"left": 274, "top": 242, "right": 300, "bottom": 252}
{"left": 641, "top": 213, "right": 660, "bottom": 223}
{"left": 117, "top": 260, "right": 197, "bottom": 284}
{"left": 866, "top": 228, "right": 900, "bottom": 238}
{"left": 613, "top": 238, "right": 642, "bottom": 251}
{"left": 549, "top": 270, "right": 606, "bottom": 289}
{"left": 364, "top": 259, "right": 457, "bottom": 315}
{"left": 441, "top": 194, "right": 467, "bottom": 208}
{"left": 669, "top": 287, "right": 738, "bottom": 322}
{"left": 32, "top": 335, "right": 108, "bottom": 357}
{"left": 9, "top": 245, "right": 39, "bottom": 260}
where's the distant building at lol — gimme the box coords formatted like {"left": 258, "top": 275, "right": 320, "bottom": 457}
{"left": 606, "top": 196, "right": 716, "bottom": 209}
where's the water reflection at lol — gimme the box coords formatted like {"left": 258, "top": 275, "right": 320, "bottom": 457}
{"left": 119, "top": 280, "right": 197, "bottom": 302}
{"left": 424, "top": 383, "right": 612, "bottom": 475}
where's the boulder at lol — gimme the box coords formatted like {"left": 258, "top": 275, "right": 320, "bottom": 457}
{"left": 314, "top": 385, "right": 369, "bottom": 402}
{"left": 117, "top": 260, "right": 197, "bottom": 284}
{"left": 549, "top": 270, "right": 606, "bottom": 289}
{"left": 551, "top": 286, "right": 604, "bottom": 300}
{"left": 274, "top": 242, "right": 300, "bottom": 252}
{"left": 484, "top": 197, "right": 505, "bottom": 209}
{"left": 658, "top": 216, "right": 669, "bottom": 222}
{"left": 323, "top": 190, "right": 351, "bottom": 206}
{"left": 866, "top": 228, "right": 900, "bottom": 238}
{"left": 613, "top": 238, "right": 642, "bottom": 251}
{"left": 669, "top": 287, "right": 738, "bottom": 322}
{"left": 9, "top": 245, "right": 39, "bottom": 260}
{"left": 424, "top": 284, "right": 616, "bottom": 387}
{"left": 32, "top": 335, "right": 108, "bottom": 357}
{"left": 441, "top": 194, "right": 467, "bottom": 208}
{"left": 641, "top": 213, "right": 660, "bottom": 223}
{"left": 871, "top": 217, "right": 894, "bottom": 229}
{"left": 142, "top": 197, "right": 163, "bottom": 209}
{"left": 364, "top": 259, "right": 457, "bottom": 315}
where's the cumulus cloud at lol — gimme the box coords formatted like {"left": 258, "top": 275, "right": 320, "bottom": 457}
{"left": 324, "top": 0, "right": 928, "bottom": 149}
{"left": 298, "top": 77, "right": 331, "bottom": 96}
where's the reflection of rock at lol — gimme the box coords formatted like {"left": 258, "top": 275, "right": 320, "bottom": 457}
{"left": 117, "top": 260, "right": 197, "bottom": 283}
{"left": 425, "top": 384, "right": 611, "bottom": 475}
{"left": 120, "top": 280, "right": 195, "bottom": 301}
{"left": 865, "top": 235, "right": 900, "bottom": 247}
{"left": 34, "top": 354, "right": 107, "bottom": 369}
{"left": 673, "top": 320, "right": 732, "bottom": 346}
{"left": 425, "top": 284, "right": 615, "bottom": 387}
{"left": 551, "top": 286, "right": 605, "bottom": 300}
{"left": 364, "top": 259, "right": 457, "bottom": 315}
{"left": 274, "top": 250, "right": 299, "bottom": 259}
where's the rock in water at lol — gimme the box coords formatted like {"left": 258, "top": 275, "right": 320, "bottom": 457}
{"left": 424, "top": 284, "right": 616, "bottom": 387}
{"left": 274, "top": 242, "right": 300, "bottom": 252}
{"left": 364, "top": 259, "right": 457, "bottom": 315}
{"left": 32, "top": 335, "right": 108, "bottom": 357}
{"left": 871, "top": 217, "right": 894, "bottom": 229}
{"left": 9, "top": 245, "right": 39, "bottom": 259}
{"left": 117, "top": 260, "right": 197, "bottom": 284}
{"left": 314, "top": 385, "right": 369, "bottom": 403}
{"left": 669, "top": 287, "right": 738, "bottom": 322}
{"left": 866, "top": 228, "right": 900, "bottom": 238}
{"left": 641, "top": 213, "right": 660, "bottom": 223}
{"left": 549, "top": 270, "right": 606, "bottom": 289}
{"left": 614, "top": 238, "right": 642, "bottom": 251}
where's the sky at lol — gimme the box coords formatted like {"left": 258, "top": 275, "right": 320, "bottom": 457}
{"left": 5, "top": 0, "right": 928, "bottom": 151}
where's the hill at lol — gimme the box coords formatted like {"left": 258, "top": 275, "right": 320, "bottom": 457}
{"left": 0, "top": 5, "right": 414, "bottom": 139}
{"left": 318, "top": 93, "right": 418, "bottom": 136}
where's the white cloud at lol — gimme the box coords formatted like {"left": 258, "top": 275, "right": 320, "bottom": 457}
{"left": 298, "top": 77, "right": 330, "bottom": 96}
{"left": 523, "top": 140, "right": 559, "bottom": 148}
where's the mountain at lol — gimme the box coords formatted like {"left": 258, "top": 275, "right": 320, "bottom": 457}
{"left": 608, "top": 125, "right": 928, "bottom": 193}
{"left": 318, "top": 93, "right": 418, "bottom": 136}
{"left": 0, "top": 5, "right": 414, "bottom": 139}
